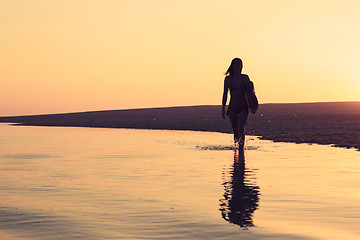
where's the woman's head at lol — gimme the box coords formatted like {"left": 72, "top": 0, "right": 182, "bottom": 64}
{"left": 226, "top": 58, "right": 243, "bottom": 76}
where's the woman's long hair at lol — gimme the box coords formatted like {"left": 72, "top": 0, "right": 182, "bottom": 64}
{"left": 225, "top": 58, "right": 243, "bottom": 76}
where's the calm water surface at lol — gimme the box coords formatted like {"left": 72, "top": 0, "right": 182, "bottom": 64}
{"left": 0, "top": 123, "right": 360, "bottom": 240}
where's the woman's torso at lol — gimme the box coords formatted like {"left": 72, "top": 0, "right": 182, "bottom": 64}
{"left": 227, "top": 74, "right": 248, "bottom": 108}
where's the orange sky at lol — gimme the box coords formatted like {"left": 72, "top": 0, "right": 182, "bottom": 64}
{"left": 1, "top": 0, "right": 359, "bottom": 116}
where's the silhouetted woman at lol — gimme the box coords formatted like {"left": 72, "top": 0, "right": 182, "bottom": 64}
{"left": 222, "top": 58, "right": 255, "bottom": 149}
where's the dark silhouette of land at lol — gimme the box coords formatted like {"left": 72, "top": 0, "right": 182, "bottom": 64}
{"left": 1, "top": 102, "right": 359, "bottom": 150}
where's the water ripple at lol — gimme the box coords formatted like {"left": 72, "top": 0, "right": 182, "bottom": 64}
{"left": 0, "top": 154, "right": 59, "bottom": 160}
{"left": 0, "top": 207, "right": 101, "bottom": 240}
{"left": 196, "top": 145, "right": 259, "bottom": 151}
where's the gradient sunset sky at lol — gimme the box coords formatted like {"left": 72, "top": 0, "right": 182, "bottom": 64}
{"left": 1, "top": 0, "right": 359, "bottom": 116}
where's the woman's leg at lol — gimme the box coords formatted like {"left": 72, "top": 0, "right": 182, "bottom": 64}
{"left": 237, "top": 109, "right": 249, "bottom": 142}
{"left": 228, "top": 109, "right": 240, "bottom": 141}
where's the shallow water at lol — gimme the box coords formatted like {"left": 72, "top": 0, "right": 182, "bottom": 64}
{"left": 0, "top": 123, "right": 359, "bottom": 239}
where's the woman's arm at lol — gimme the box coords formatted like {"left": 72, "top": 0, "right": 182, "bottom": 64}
{"left": 221, "top": 77, "right": 228, "bottom": 119}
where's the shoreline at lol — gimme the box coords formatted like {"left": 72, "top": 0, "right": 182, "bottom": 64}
{"left": 1, "top": 103, "right": 360, "bottom": 151}
{"left": 6, "top": 121, "right": 360, "bottom": 151}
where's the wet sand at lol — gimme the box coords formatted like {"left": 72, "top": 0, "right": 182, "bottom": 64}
{"left": 0, "top": 102, "right": 359, "bottom": 150}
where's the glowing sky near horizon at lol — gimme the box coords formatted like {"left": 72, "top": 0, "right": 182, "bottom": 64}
{"left": 1, "top": 0, "right": 359, "bottom": 115}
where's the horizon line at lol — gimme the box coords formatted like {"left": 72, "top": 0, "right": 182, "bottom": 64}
{"left": 1, "top": 100, "right": 360, "bottom": 118}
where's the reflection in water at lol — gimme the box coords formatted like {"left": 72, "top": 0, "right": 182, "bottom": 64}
{"left": 219, "top": 149, "right": 260, "bottom": 229}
